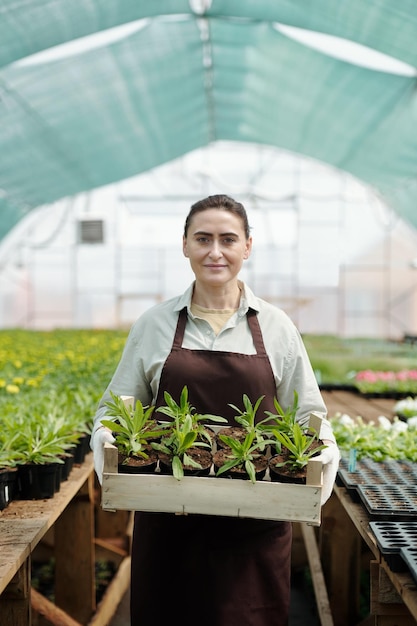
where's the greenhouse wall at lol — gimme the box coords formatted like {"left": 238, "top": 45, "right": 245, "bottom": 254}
{"left": 1, "top": 154, "right": 416, "bottom": 339}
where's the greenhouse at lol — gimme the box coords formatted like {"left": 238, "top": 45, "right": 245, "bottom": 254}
{"left": 1, "top": 2, "right": 417, "bottom": 626}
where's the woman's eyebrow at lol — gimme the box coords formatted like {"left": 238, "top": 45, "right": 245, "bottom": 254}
{"left": 192, "top": 230, "right": 239, "bottom": 237}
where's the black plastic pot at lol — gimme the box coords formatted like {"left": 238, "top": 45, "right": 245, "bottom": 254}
{"left": 73, "top": 434, "right": 91, "bottom": 464}
{"left": 61, "top": 453, "right": 75, "bottom": 481}
{"left": 0, "top": 468, "right": 18, "bottom": 510}
{"left": 17, "top": 463, "right": 59, "bottom": 500}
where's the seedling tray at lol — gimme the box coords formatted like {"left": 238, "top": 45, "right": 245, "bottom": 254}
{"left": 357, "top": 484, "right": 417, "bottom": 520}
{"left": 369, "top": 521, "right": 417, "bottom": 572}
{"left": 337, "top": 458, "right": 417, "bottom": 502}
{"left": 101, "top": 444, "right": 323, "bottom": 526}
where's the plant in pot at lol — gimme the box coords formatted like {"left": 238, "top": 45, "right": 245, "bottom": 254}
{"left": 100, "top": 391, "right": 166, "bottom": 474}
{"left": 155, "top": 386, "right": 227, "bottom": 446}
{"left": 213, "top": 430, "right": 275, "bottom": 484}
{"left": 263, "top": 390, "right": 299, "bottom": 437}
{"left": 216, "top": 394, "right": 274, "bottom": 453}
{"left": 13, "top": 416, "right": 71, "bottom": 499}
{"left": 268, "top": 422, "right": 328, "bottom": 484}
{"left": 0, "top": 434, "right": 24, "bottom": 510}
{"left": 152, "top": 389, "right": 221, "bottom": 480}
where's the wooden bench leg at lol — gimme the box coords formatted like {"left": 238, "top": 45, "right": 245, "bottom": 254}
{"left": 319, "top": 492, "right": 362, "bottom": 626}
{"left": 370, "top": 561, "right": 416, "bottom": 626}
{"left": 0, "top": 559, "right": 31, "bottom": 625}
{"left": 54, "top": 474, "right": 95, "bottom": 625}
{"left": 301, "top": 522, "right": 334, "bottom": 626}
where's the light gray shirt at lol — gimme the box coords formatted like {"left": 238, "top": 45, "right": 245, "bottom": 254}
{"left": 92, "top": 282, "right": 334, "bottom": 442}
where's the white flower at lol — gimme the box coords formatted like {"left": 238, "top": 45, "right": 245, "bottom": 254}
{"left": 377, "top": 416, "right": 392, "bottom": 431}
{"left": 406, "top": 416, "right": 417, "bottom": 429}
{"left": 391, "top": 419, "right": 408, "bottom": 433}
{"left": 338, "top": 414, "right": 354, "bottom": 426}
{"left": 394, "top": 397, "right": 417, "bottom": 417}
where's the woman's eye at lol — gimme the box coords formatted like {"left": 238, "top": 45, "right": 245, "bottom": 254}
{"left": 196, "top": 237, "right": 210, "bottom": 243}
{"left": 223, "top": 237, "right": 236, "bottom": 244}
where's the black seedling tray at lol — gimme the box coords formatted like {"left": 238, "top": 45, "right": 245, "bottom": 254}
{"left": 358, "top": 485, "right": 417, "bottom": 520}
{"left": 337, "top": 458, "right": 417, "bottom": 502}
{"left": 370, "top": 521, "right": 417, "bottom": 572}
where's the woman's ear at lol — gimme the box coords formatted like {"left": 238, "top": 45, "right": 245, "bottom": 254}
{"left": 244, "top": 236, "right": 253, "bottom": 259}
{"left": 183, "top": 236, "right": 188, "bottom": 257}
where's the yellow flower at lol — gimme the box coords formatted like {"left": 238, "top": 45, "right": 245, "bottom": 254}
{"left": 6, "top": 384, "right": 20, "bottom": 394}
{"left": 13, "top": 377, "right": 24, "bottom": 385}
{"left": 0, "top": 379, "right": 6, "bottom": 388}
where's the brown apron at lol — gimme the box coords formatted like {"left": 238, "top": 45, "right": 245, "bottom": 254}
{"left": 131, "top": 308, "right": 292, "bottom": 626}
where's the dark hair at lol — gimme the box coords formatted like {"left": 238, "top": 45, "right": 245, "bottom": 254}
{"left": 183, "top": 194, "right": 251, "bottom": 239}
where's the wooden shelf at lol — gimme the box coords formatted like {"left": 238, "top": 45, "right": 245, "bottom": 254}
{"left": 320, "top": 484, "right": 417, "bottom": 625}
{"left": 0, "top": 454, "right": 130, "bottom": 625}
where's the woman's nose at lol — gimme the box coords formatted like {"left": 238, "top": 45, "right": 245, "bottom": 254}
{"left": 209, "top": 241, "right": 222, "bottom": 259}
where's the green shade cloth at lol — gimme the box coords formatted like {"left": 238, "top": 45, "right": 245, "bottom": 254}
{"left": 0, "top": 0, "right": 416, "bottom": 238}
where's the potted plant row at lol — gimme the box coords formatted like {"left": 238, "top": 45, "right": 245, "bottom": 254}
{"left": 0, "top": 405, "right": 93, "bottom": 509}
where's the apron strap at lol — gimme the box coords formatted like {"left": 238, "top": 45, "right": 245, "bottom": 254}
{"left": 172, "top": 307, "right": 188, "bottom": 348}
{"left": 247, "top": 308, "right": 268, "bottom": 356}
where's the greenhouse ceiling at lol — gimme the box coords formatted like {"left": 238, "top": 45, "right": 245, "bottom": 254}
{"left": 1, "top": 0, "right": 417, "bottom": 239}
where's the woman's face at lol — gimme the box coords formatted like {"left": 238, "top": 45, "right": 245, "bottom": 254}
{"left": 183, "top": 208, "right": 252, "bottom": 288}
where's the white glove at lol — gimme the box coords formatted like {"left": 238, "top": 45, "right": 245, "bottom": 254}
{"left": 91, "top": 427, "right": 115, "bottom": 485}
{"left": 315, "top": 442, "right": 341, "bottom": 504}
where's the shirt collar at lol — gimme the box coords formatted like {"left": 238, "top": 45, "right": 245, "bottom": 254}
{"left": 174, "top": 281, "right": 260, "bottom": 315}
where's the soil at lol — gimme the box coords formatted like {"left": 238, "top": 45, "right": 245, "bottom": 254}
{"left": 158, "top": 447, "right": 213, "bottom": 476}
{"left": 268, "top": 440, "right": 323, "bottom": 483}
{"left": 215, "top": 426, "right": 247, "bottom": 448}
{"left": 117, "top": 449, "right": 158, "bottom": 474}
{"left": 269, "top": 452, "right": 308, "bottom": 483}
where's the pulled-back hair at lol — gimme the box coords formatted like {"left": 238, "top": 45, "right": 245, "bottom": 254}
{"left": 184, "top": 194, "right": 251, "bottom": 239}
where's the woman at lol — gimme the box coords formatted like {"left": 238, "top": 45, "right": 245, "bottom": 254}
{"left": 91, "top": 194, "right": 339, "bottom": 626}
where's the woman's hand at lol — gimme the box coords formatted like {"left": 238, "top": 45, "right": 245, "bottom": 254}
{"left": 314, "top": 440, "right": 341, "bottom": 504}
{"left": 91, "top": 426, "right": 115, "bottom": 485}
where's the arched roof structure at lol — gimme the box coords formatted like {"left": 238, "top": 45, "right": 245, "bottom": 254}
{"left": 1, "top": 0, "right": 416, "bottom": 238}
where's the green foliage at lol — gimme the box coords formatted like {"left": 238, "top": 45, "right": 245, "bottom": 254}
{"left": 0, "top": 432, "right": 25, "bottom": 468}
{"left": 330, "top": 414, "right": 417, "bottom": 462}
{"left": 0, "top": 329, "right": 128, "bottom": 466}
{"left": 101, "top": 391, "right": 165, "bottom": 461}
{"left": 263, "top": 390, "right": 299, "bottom": 437}
{"left": 215, "top": 430, "right": 273, "bottom": 484}
{"left": 156, "top": 386, "right": 227, "bottom": 428}
{"left": 2, "top": 328, "right": 416, "bottom": 470}
{"left": 151, "top": 412, "right": 210, "bottom": 481}
{"left": 269, "top": 423, "right": 327, "bottom": 471}
{"left": 228, "top": 394, "right": 272, "bottom": 450}
{"left": 153, "top": 387, "right": 222, "bottom": 480}
{"left": 303, "top": 335, "right": 417, "bottom": 385}
{"left": 12, "top": 418, "right": 73, "bottom": 465}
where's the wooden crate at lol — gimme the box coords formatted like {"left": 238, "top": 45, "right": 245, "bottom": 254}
{"left": 101, "top": 445, "right": 323, "bottom": 526}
